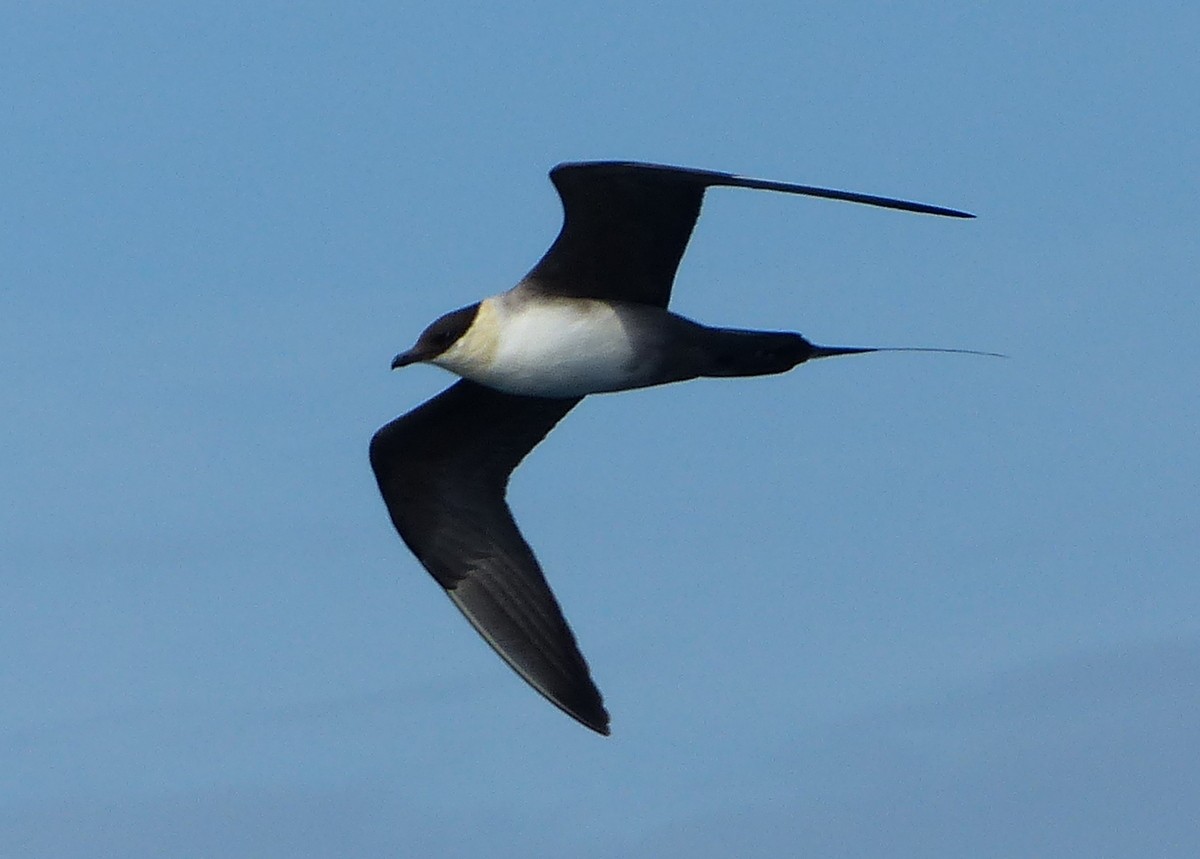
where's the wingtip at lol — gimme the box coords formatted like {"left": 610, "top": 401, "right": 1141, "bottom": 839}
{"left": 559, "top": 694, "right": 611, "bottom": 736}
{"left": 523, "top": 688, "right": 610, "bottom": 736}
{"left": 583, "top": 709, "right": 612, "bottom": 737}
{"left": 576, "top": 713, "right": 611, "bottom": 736}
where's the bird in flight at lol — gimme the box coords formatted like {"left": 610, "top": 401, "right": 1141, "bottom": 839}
{"left": 370, "top": 161, "right": 982, "bottom": 735}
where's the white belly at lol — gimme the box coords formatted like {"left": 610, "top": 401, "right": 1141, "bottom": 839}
{"left": 449, "top": 298, "right": 657, "bottom": 397}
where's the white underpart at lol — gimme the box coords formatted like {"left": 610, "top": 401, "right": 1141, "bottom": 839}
{"left": 434, "top": 296, "right": 655, "bottom": 397}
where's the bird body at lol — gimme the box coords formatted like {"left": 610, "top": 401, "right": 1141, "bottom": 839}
{"left": 371, "top": 161, "right": 981, "bottom": 735}
{"left": 435, "top": 293, "right": 657, "bottom": 397}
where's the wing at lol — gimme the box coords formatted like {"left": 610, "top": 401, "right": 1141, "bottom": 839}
{"left": 520, "top": 161, "right": 975, "bottom": 308}
{"left": 369, "top": 380, "right": 609, "bottom": 734}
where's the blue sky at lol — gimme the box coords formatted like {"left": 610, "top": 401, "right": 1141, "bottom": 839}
{"left": 3, "top": 2, "right": 1198, "bottom": 856}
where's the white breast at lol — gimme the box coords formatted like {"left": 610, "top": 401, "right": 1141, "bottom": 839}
{"left": 436, "top": 296, "right": 658, "bottom": 397}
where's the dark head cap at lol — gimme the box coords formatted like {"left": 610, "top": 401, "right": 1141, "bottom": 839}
{"left": 391, "top": 303, "right": 480, "bottom": 369}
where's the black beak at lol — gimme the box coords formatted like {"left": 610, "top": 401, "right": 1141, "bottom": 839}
{"left": 391, "top": 350, "right": 421, "bottom": 370}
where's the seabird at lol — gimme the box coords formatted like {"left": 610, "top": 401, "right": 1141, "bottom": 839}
{"left": 370, "top": 161, "right": 984, "bottom": 735}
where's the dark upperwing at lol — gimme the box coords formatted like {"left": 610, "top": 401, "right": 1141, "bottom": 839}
{"left": 520, "top": 161, "right": 974, "bottom": 309}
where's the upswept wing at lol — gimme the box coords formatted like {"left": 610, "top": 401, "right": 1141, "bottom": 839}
{"left": 521, "top": 161, "right": 974, "bottom": 309}
{"left": 369, "top": 380, "right": 608, "bottom": 734}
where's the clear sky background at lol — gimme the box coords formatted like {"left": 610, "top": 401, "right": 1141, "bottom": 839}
{"left": 3, "top": 2, "right": 1198, "bottom": 856}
